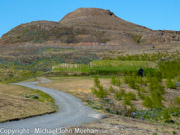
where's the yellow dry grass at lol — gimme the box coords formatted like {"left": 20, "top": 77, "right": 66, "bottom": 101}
{"left": 41, "top": 76, "right": 110, "bottom": 92}
{"left": 0, "top": 84, "right": 55, "bottom": 122}
{"left": 40, "top": 77, "right": 145, "bottom": 109}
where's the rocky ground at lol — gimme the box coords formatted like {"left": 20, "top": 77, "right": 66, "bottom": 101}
{"left": 65, "top": 115, "right": 180, "bottom": 135}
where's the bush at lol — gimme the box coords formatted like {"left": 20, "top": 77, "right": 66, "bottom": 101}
{"left": 126, "top": 92, "right": 137, "bottom": 101}
{"left": 92, "top": 85, "right": 107, "bottom": 98}
{"left": 168, "top": 107, "right": 180, "bottom": 117}
{"left": 166, "top": 78, "right": 176, "bottom": 89}
{"left": 137, "top": 89, "right": 145, "bottom": 99}
{"left": 111, "top": 77, "right": 121, "bottom": 86}
{"left": 91, "top": 76, "right": 107, "bottom": 98}
{"left": 123, "top": 92, "right": 136, "bottom": 106}
{"left": 143, "top": 77, "right": 164, "bottom": 108}
{"left": 174, "top": 96, "right": 180, "bottom": 107}
{"left": 159, "top": 60, "right": 180, "bottom": 79}
{"left": 91, "top": 87, "right": 97, "bottom": 95}
{"left": 173, "top": 131, "right": 177, "bottom": 135}
{"left": 146, "top": 77, "right": 164, "bottom": 108}
{"left": 94, "top": 76, "right": 101, "bottom": 87}
{"left": 136, "top": 76, "right": 148, "bottom": 86}
{"left": 143, "top": 96, "right": 153, "bottom": 108}
{"left": 136, "top": 86, "right": 146, "bottom": 99}
{"left": 114, "top": 89, "right": 125, "bottom": 100}
{"left": 124, "top": 75, "right": 137, "bottom": 89}
{"left": 162, "top": 109, "right": 171, "bottom": 122}
{"left": 109, "top": 85, "right": 114, "bottom": 93}
{"left": 123, "top": 96, "right": 132, "bottom": 106}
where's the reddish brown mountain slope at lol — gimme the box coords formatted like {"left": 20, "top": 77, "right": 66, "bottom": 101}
{"left": 0, "top": 8, "right": 180, "bottom": 46}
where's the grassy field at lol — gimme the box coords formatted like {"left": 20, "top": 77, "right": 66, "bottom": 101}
{"left": 52, "top": 60, "right": 159, "bottom": 75}
{"left": 90, "top": 60, "right": 159, "bottom": 75}
{"left": 0, "top": 84, "right": 57, "bottom": 122}
{"left": 52, "top": 64, "right": 89, "bottom": 73}
{"left": 90, "top": 60, "right": 158, "bottom": 68}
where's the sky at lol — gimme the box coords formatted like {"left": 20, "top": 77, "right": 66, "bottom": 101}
{"left": 0, "top": 0, "right": 180, "bottom": 37}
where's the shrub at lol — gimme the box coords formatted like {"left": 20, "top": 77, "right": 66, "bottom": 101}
{"left": 111, "top": 77, "right": 121, "bottom": 86}
{"left": 126, "top": 92, "right": 137, "bottom": 101}
{"left": 168, "top": 107, "right": 180, "bottom": 117}
{"left": 137, "top": 88, "right": 145, "bottom": 99}
{"left": 173, "top": 131, "right": 177, "bottom": 135}
{"left": 136, "top": 76, "right": 148, "bottom": 86}
{"left": 166, "top": 78, "right": 176, "bottom": 89}
{"left": 162, "top": 109, "right": 171, "bottom": 122}
{"left": 145, "top": 77, "right": 164, "bottom": 108}
{"left": 114, "top": 89, "right": 125, "bottom": 100}
{"left": 91, "top": 87, "right": 97, "bottom": 95}
{"left": 91, "top": 76, "right": 107, "bottom": 98}
{"left": 94, "top": 76, "right": 101, "bottom": 87}
{"left": 92, "top": 85, "right": 107, "bottom": 98}
{"left": 174, "top": 96, "right": 180, "bottom": 107}
{"left": 131, "top": 34, "right": 142, "bottom": 43}
{"left": 97, "top": 86, "right": 107, "bottom": 98}
{"left": 159, "top": 59, "right": 180, "bottom": 79}
{"left": 177, "top": 76, "right": 180, "bottom": 81}
{"left": 124, "top": 75, "right": 137, "bottom": 89}
{"left": 143, "top": 96, "right": 153, "bottom": 108}
{"left": 123, "top": 92, "right": 136, "bottom": 106}
{"left": 109, "top": 85, "right": 114, "bottom": 93}
{"left": 123, "top": 96, "right": 132, "bottom": 106}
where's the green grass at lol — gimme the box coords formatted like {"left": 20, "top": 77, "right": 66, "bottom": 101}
{"left": 92, "top": 60, "right": 159, "bottom": 75}
{"left": 0, "top": 84, "right": 57, "bottom": 122}
{"left": 52, "top": 60, "right": 159, "bottom": 75}
{"left": 52, "top": 63, "right": 89, "bottom": 73}
{"left": 21, "top": 86, "right": 58, "bottom": 111}
{"left": 90, "top": 60, "right": 158, "bottom": 68}
{"left": 32, "top": 89, "right": 55, "bottom": 103}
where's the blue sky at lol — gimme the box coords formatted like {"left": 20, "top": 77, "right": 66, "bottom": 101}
{"left": 0, "top": 0, "right": 180, "bottom": 37}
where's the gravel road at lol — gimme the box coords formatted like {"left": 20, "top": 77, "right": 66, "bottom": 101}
{"left": 0, "top": 81, "right": 103, "bottom": 135}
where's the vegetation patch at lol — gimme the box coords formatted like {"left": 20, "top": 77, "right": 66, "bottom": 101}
{"left": 40, "top": 74, "right": 180, "bottom": 126}
{"left": 52, "top": 63, "right": 89, "bottom": 73}
{"left": 52, "top": 60, "right": 159, "bottom": 76}
{"left": 0, "top": 84, "right": 57, "bottom": 123}
{"left": 130, "top": 34, "right": 142, "bottom": 43}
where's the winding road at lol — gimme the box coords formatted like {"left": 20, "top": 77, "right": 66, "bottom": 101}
{"left": 0, "top": 80, "right": 103, "bottom": 135}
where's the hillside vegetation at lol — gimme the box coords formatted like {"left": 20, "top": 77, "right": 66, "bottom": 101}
{"left": 0, "top": 44, "right": 180, "bottom": 134}
{"left": 0, "top": 84, "right": 57, "bottom": 122}
{"left": 52, "top": 60, "right": 158, "bottom": 75}
{"left": 1, "top": 8, "right": 180, "bottom": 46}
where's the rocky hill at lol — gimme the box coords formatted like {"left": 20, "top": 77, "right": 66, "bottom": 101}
{"left": 1, "top": 8, "right": 180, "bottom": 46}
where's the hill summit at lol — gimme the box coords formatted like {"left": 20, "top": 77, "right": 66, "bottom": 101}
{"left": 1, "top": 8, "right": 180, "bottom": 45}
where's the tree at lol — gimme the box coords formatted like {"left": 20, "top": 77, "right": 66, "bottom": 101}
{"left": 92, "top": 76, "right": 107, "bottom": 98}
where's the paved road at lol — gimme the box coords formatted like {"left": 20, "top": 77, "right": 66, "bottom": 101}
{"left": 0, "top": 81, "right": 103, "bottom": 135}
